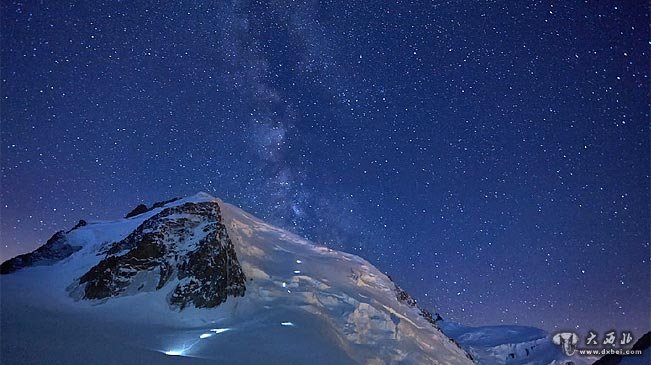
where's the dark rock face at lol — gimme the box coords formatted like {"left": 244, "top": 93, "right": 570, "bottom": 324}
{"left": 151, "top": 197, "right": 180, "bottom": 209}
{"left": 592, "top": 332, "right": 650, "bottom": 365}
{"left": 125, "top": 204, "right": 148, "bottom": 218}
{"left": 0, "top": 230, "right": 81, "bottom": 274}
{"left": 170, "top": 221, "right": 247, "bottom": 309}
{"left": 124, "top": 198, "right": 181, "bottom": 218}
{"left": 76, "top": 201, "right": 246, "bottom": 310}
{"left": 68, "top": 219, "right": 87, "bottom": 232}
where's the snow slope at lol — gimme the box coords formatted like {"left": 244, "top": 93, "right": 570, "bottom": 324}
{"left": 1, "top": 193, "right": 472, "bottom": 365}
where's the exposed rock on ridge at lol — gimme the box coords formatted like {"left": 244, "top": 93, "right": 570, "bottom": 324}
{"left": 124, "top": 197, "right": 181, "bottom": 218}
{"left": 0, "top": 229, "right": 82, "bottom": 274}
{"left": 75, "top": 201, "right": 246, "bottom": 309}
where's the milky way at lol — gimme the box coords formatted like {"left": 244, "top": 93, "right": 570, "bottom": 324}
{"left": 1, "top": 1, "right": 649, "bottom": 335}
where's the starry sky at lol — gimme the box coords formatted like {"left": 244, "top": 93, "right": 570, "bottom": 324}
{"left": 1, "top": 1, "right": 649, "bottom": 336}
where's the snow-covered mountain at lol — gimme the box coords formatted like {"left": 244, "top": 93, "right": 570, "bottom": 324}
{"left": 1, "top": 193, "right": 475, "bottom": 365}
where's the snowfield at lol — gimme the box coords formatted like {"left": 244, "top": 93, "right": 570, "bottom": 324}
{"left": 438, "top": 321, "right": 590, "bottom": 365}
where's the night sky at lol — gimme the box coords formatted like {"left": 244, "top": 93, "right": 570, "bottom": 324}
{"left": 1, "top": 1, "right": 649, "bottom": 336}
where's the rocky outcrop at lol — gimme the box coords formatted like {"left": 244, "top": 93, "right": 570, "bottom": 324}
{"left": 68, "top": 219, "right": 87, "bottom": 232}
{"left": 169, "top": 221, "right": 247, "bottom": 309}
{"left": 151, "top": 197, "right": 180, "bottom": 209}
{"left": 394, "top": 283, "right": 443, "bottom": 326}
{"left": 394, "top": 283, "right": 473, "bottom": 360}
{"left": 124, "top": 198, "right": 181, "bottom": 218}
{"left": 0, "top": 230, "right": 81, "bottom": 274}
{"left": 125, "top": 204, "right": 148, "bottom": 218}
{"left": 75, "top": 201, "right": 246, "bottom": 310}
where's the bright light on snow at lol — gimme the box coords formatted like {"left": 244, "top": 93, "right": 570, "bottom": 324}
{"left": 293, "top": 270, "right": 301, "bottom": 274}
{"left": 210, "top": 328, "right": 230, "bottom": 334}
{"left": 282, "top": 282, "right": 287, "bottom": 288}
{"left": 163, "top": 350, "right": 184, "bottom": 356}
{"left": 296, "top": 259, "right": 302, "bottom": 264}
{"left": 199, "top": 333, "right": 213, "bottom": 339}
{"left": 280, "top": 322, "right": 295, "bottom": 327}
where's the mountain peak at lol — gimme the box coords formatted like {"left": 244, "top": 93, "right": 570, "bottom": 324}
{"left": 188, "top": 191, "right": 218, "bottom": 201}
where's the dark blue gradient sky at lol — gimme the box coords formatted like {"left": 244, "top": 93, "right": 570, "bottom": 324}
{"left": 1, "top": 1, "right": 649, "bottom": 335}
